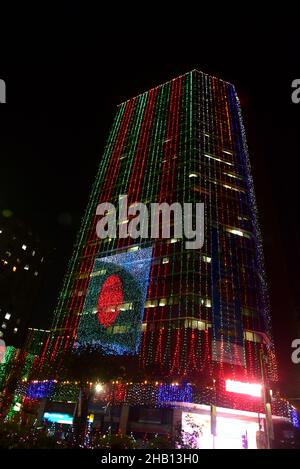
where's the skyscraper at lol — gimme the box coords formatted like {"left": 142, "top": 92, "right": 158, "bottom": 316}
{"left": 27, "top": 70, "right": 295, "bottom": 447}
{"left": 39, "top": 69, "right": 277, "bottom": 381}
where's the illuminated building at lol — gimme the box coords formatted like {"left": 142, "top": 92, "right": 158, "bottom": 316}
{"left": 24, "top": 70, "right": 297, "bottom": 447}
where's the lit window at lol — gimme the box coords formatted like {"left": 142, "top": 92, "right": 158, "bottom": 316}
{"left": 203, "top": 256, "right": 211, "bottom": 263}
{"left": 145, "top": 300, "right": 158, "bottom": 308}
{"left": 13, "top": 328, "right": 18, "bottom": 333}
{"left": 4, "top": 313, "right": 11, "bottom": 320}
{"left": 32, "top": 250, "right": 36, "bottom": 256}
{"left": 226, "top": 228, "right": 244, "bottom": 237}
{"left": 41, "top": 257, "right": 44, "bottom": 263}
{"left": 34, "top": 271, "right": 39, "bottom": 276}
{"left": 189, "top": 173, "right": 198, "bottom": 178}
{"left": 24, "top": 265, "right": 29, "bottom": 271}
{"left": 204, "top": 153, "right": 233, "bottom": 166}
{"left": 223, "top": 184, "right": 244, "bottom": 193}
{"left": 170, "top": 238, "right": 178, "bottom": 244}
{"left": 159, "top": 298, "right": 167, "bottom": 307}
{"left": 162, "top": 257, "right": 169, "bottom": 264}
{"left": 22, "top": 244, "right": 27, "bottom": 251}
{"left": 224, "top": 172, "right": 241, "bottom": 180}
{"left": 1, "top": 323, "right": 7, "bottom": 329}
{"left": 205, "top": 299, "right": 211, "bottom": 308}
{"left": 0, "top": 230, "right": 2, "bottom": 234}
{"left": 12, "top": 266, "right": 17, "bottom": 272}
{"left": 3, "top": 260, "right": 8, "bottom": 265}
{"left": 127, "top": 246, "right": 139, "bottom": 252}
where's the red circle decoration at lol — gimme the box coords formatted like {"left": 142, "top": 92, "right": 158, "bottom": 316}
{"left": 97, "top": 274, "right": 123, "bottom": 328}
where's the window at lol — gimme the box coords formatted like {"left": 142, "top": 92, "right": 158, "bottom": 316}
{"left": 1, "top": 323, "right": 7, "bottom": 329}
{"left": 244, "top": 330, "right": 263, "bottom": 343}
{"left": 24, "top": 265, "right": 29, "bottom": 271}
{"left": 162, "top": 257, "right": 169, "bottom": 264}
{"left": 4, "top": 313, "right": 11, "bottom": 320}
{"left": 127, "top": 246, "right": 139, "bottom": 252}
{"left": 13, "top": 328, "right": 18, "bottom": 334}
{"left": 204, "top": 153, "right": 233, "bottom": 166}
{"left": 22, "top": 244, "right": 27, "bottom": 251}
{"left": 203, "top": 256, "right": 211, "bottom": 263}
{"left": 12, "top": 266, "right": 17, "bottom": 272}
{"left": 226, "top": 227, "right": 252, "bottom": 239}
{"left": 145, "top": 300, "right": 158, "bottom": 308}
{"left": 159, "top": 299, "right": 167, "bottom": 306}
{"left": 90, "top": 269, "right": 106, "bottom": 277}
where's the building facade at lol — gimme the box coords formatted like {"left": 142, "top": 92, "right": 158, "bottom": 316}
{"left": 38, "top": 70, "right": 277, "bottom": 383}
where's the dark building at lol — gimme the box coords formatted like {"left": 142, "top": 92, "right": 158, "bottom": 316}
{"left": 0, "top": 214, "right": 49, "bottom": 347}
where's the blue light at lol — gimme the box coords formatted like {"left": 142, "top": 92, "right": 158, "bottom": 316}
{"left": 27, "top": 380, "right": 55, "bottom": 399}
{"left": 43, "top": 412, "right": 73, "bottom": 425}
{"left": 290, "top": 408, "right": 300, "bottom": 428}
{"left": 158, "top": 383, "right": 193, "bottom": 404}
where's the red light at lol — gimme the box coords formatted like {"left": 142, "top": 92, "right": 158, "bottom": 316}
{"left": 97, "top": 274, "right": 123, "bottom": 328}
{"left": 225, "top": 379, "right": 262, "bottom": 397}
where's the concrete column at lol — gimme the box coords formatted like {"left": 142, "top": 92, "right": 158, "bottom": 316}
{"left": 119, "top": 404, "right": 129, "bottom": 434}
{"left": 35, "top": 398, "right": 47, "bottom": 427}
{"left": 172, "top": 408, "right": 183, "bottom": 436}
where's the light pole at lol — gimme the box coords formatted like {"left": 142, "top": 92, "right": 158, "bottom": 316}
{"left": 259, "top": 349, "right": 273, "bottom": 449}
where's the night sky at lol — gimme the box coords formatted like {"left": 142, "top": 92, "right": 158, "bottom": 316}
{"left": 0, "top": 13, "right": 299, "bottom": 396}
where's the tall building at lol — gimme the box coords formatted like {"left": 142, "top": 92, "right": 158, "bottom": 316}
{"left": 27, "top": 70, "right": 297, "bottom": 448}
{"left": 39, "top": 69, "right": 277, "bottom": 379}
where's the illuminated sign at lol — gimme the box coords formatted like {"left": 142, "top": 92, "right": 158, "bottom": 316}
{"left": 225, "top": 379, "right": 262, "bottom": 397}
{"left": 43, "top": 412, "right": 73, "bottom": 425}
{"left": 76, "top": 247, "right": 152, "bottom": 355}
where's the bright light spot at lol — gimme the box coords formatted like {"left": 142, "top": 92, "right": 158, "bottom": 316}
{"left": 228, "top": 229, "right": 244, "bottom": 237}
{"left": 225, "top": 379, "right": 262, "bottom": 397}
{"left": 22, "top": 244, "right": 27, "bottom": 251}
{"left": 4, "top": 313, "right": 11, "bottom": 320}
{"left": 203, "top": 256, "right": 211, "bottom": 263}
{"left": 95, "top": 383, "right": 103, "bottom": 393}
{"left": 13, "top": 402, "right": 21, "bottom": 412}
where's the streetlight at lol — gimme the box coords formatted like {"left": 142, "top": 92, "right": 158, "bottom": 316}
{"left": 95, "top": 383, "right": 103, "bottom": 393}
